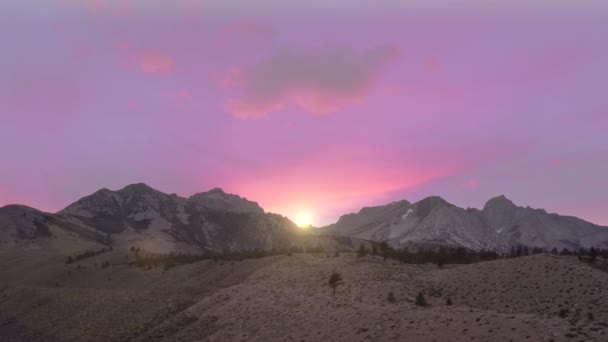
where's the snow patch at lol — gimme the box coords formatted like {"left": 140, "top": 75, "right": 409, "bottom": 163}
{"left": 402, "top": 209, "right": 414, "bottom": 220}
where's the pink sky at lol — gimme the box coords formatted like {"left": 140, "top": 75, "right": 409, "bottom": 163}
{"left": 1, "top": 0, "right": 607, "bottom": 226}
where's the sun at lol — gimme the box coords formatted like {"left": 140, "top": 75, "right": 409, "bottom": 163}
{"left": 295, "top": 211, "right": 314, "bottom": 228}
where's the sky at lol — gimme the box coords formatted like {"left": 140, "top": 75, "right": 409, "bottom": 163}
{"left": 1, "top": 0, "right": 607, "bottom": 226}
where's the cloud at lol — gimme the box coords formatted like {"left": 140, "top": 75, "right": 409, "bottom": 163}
{"left": 139, "top": 51, "right": 175, "bottom": 74}
{"left": 464, "top": 179, "right": 480, "bottom": 189}
{"left": 223, "top": 45, "right": 400, "bottom": 118}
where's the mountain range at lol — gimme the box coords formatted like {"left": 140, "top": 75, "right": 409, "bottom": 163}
{"left": 2, "top": 183, "right": 607, "bottom": 254}
{"left": 320, "top": 195, "right": 608, "bottom": 251}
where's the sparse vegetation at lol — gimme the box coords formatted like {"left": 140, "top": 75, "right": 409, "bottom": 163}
{"left": 396, "top": 246, "right": 500, "bottom": 265}
{"left": 66, "top": 248, "right": 110, "bottom": 264}
{"left": 305, "top": 246, "right": 325, "bottom": 254}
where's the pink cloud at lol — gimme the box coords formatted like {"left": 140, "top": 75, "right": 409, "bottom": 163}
{"left": 223, "top": 45, "right": 400, "bottom": 118}
{"left": 464, "top": 179, "right": 480, "bottom": 189}
{"left": 139, "top": 51, "right": 175, "bottom": 75}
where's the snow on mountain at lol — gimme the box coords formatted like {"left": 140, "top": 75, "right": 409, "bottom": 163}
{"left": 322, "top": 195, "right": 608, "bottom": 251}
{"left": 57, "top": 183, "right": 296, "bottom": 253}
{"left": 5, "top": 185, "right": 608, "bottom": 254}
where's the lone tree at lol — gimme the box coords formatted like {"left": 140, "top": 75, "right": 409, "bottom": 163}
{"left": 415, "top": 292, "right": 427, "bottom": 307}
{"left": 328, "top": 272, "right": 343, "bottom": 295}
{"left": 357, "top": 245, "right": 368, "bottom": 258}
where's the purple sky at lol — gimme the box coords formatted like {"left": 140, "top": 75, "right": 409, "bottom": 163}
{"left": 1, "top": 0, "right": 607, "bottom": 226}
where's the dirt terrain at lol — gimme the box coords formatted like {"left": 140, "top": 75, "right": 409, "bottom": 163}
{"left": 1, "top": 250, "right": 607, "bottom": 341}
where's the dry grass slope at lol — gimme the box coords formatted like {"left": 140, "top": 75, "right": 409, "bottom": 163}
{"left": 1, "top": 251, "right": 607, "bottom": 341}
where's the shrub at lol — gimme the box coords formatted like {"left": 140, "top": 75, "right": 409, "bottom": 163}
{"left": 446, "top": 297, "right": 453, "bottom": 306}
{"left": 387, "top": 292, "right": 396, "bottom": 303}
{"left": 328, "top": 272, "right": 343, "bottom": 295}
{"left": 415, "top": 292, "right": 427, "bottom": 307}
{"left": 558, "top": 309, "right": 569, "bottom": 318}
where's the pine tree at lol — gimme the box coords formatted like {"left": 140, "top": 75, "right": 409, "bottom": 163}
{"left": 380, "top": 242, "right": 390, "bottom": 261}
{"left": 590, "top": 247, "right": 597, "bottom": 262}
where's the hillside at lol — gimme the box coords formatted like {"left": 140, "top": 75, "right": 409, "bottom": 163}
{"left": 2, "top": 251, "right": 607, "bottom": 341}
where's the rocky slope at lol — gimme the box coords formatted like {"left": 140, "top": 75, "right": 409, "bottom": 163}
{"left": 0, "top": 205, "right": 105, "bottom": 254}
{"left": 1, "top": 184, "right": 368, "bottom": 255}
{"left": 321, "top": 195, "right": 608, "bottom": 251}
{"left": 53, "top": 183, "right": 298, "bottom": 253}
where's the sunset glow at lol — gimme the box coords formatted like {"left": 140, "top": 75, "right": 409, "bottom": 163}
{"left": 295, "top": 211, "right": 314, "bottom": 228}
{"left": 0, "top": 0, "right": 607, "bottom": 226}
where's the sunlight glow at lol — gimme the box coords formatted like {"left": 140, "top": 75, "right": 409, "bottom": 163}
{"left": 295, "top": 211, "right": 314, "bottom": 227}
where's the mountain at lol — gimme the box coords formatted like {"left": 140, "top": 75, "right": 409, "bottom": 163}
{"left": 321, "top": 195, "right": 608, "bottom": 251}
{"left": 54, "top": 183, "right": 296, "bottom": 253}
{"left": 4, "top": 187, "right": 607, "bottom": 254}
{"left": 477, "top": 195, "right": 608, "bottom": 250}
{"left": 1, "top": 183, "right": 365, "bottom": 255}
{"left": 0, "top": 205, "right": 54, "bottom": 245}
{"left": 0, "top": 204, "right": 105, "bottom": 253}
{"left": 188, "top": 187, "right": 264, "bottom": 214}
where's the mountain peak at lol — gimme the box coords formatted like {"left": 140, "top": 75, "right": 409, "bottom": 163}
{"left": 484, "top": 195, "right": 517, "bottom": 211}
{"left": 208, "top": 187, "right": 226, "bottom": 194}
{"left": 188, "top": 188, "right": 263, "bottom": 214}
{"left": 119, "top": 183, "right": 158, "bottom": 193}
{"left": 414, "top": 196, "right": 451, "bottom": 208}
